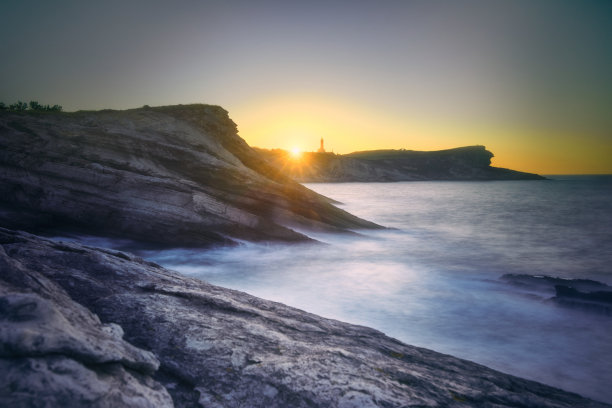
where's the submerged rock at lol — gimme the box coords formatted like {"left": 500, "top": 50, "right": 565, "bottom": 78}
{"left": 553, "top": 285, "right": 612, "bottom": 315}
{"left": 500, "top": 273, "right": 610, "bottom": 293}
{"left": 554, "top": 285, "right": 612, "bottom": 303}
{"left": 1, "top": 228, "right": 609, "bottom": 408}
{"left": 0, "top": 105, "right": 379, "bottom": 248}
{"left": 500, "top": 274, "right": 612, "bottom": 315}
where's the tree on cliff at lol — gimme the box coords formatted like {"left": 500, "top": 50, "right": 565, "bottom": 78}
{"left": 0, "top": 101, "right": 62, "bottom": 112}
{"left": 8, "top": 101, "right": 28, "bottom": 111}
{"left": 29, "top": 101, "right": 43, "bottom": 110}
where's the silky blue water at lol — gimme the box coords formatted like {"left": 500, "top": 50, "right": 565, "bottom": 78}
{"left": 146, "top": 176, "right": 612, "bottom": 403}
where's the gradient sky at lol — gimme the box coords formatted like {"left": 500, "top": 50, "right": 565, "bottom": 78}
{"left": 2, "top": 0, "right": 611, "bottom": 174}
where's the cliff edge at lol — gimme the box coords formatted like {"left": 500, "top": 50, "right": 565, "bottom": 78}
{"left": 0, "top": 105, "right": 379, "bottom": 248}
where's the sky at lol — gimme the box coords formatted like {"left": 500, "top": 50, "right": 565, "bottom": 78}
{"left": 1, "top": 0, "right": 611, "bottom": 174}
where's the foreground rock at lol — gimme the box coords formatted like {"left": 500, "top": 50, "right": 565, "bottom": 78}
{"left": 1, "top": 228, "right": 608, "bottom": 407}
{"left": 255, "top": 145, "right": 545, "bottom": 182}
{"left": 0, "top": 105, "right": 379, "bottom": 248}
{"left": 0, "top": 233, "right": 172, "bottom": 406}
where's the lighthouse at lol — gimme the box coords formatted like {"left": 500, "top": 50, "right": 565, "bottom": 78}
{"left": 317, "top": 137, "right": 326, "bottom": 153}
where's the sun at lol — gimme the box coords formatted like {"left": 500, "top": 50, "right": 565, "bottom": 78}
{"left": 289, "top": 147, "right": 302, "bottom": 159}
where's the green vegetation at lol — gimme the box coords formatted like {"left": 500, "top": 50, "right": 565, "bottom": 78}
{"left": 0, "top": 100, "right": 62, "bottom": 112}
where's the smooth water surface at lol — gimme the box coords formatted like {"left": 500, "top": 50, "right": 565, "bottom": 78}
{"left": 147, "top": 176, "right": 612, "bottom": 403}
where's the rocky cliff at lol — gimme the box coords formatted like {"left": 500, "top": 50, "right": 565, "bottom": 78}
{"left": 2, "top": 228, "right": 608, "bottom": 408}
{"left": 0, "top": 105, "right": 379, "bottom": 248}
{"left": 255, "top": 146, "right": 545, "bottom": 182}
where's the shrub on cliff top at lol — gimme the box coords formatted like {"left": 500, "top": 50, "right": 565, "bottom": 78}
{"left": 0, "top": 100, "right": 62, "bottom": 112}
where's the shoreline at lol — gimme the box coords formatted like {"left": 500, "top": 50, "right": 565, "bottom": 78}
{"left": 2, "top": 227, "right": 610, "bottom": 407}
{"left": 2, "top": 105, "right": 610, "bottom": 406}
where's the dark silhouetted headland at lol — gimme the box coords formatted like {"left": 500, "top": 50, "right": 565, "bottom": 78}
{"left": 255, "top": 146, "right": 545, "bottom": 182}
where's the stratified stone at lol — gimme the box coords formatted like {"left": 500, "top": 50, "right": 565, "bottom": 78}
{"left": 0, "top": 239, "right": 173, "bottom": 408}
{"left": 0, "top": 105, "right": 380, "bottom": 249}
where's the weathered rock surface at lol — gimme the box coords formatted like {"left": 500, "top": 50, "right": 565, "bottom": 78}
{"left": 0, "top": 105, "right": 379, "bottom": 248}
{"left": 255, "top": 146, "right": 545, "bottom": 182}
{"left": 1, "top": 228, "right": 609, "bottom": 407}
{"left": 0, "top": 232, "right": 173, "bottom": 407}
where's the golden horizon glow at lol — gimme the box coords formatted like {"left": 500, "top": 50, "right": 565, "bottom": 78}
{"left": 230, "top": 94, "right": 612, "bottom": 175}
{"left": 4, "top": 2, "right": 610, "bottom": 176}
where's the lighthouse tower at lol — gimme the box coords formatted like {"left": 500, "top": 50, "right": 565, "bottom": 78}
{"left": 317, "top": 137, "right": 326, "bottom": 153}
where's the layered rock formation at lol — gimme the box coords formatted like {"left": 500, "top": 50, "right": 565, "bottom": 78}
{"left": 0, "top": 230, "right": 172, "bottom": 407}
{"left": 255, "top": 146, "right": 545, "bottom": 182}
{"left": 0, "top": 105, "right": 379, "bottom": 248}
{"left": 2, "top": 228, "right": 608, "bottom": 408}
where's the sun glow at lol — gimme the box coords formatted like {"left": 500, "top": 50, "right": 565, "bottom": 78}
{"left": 289, "top": 147, "right": 302, "bottom": 159}
{"left": 230, "top": 93, "right": 612, "bottom": 174}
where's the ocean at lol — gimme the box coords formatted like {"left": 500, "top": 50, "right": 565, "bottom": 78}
{"left": 146, "top": 175, "right": 612, "bottom": 404}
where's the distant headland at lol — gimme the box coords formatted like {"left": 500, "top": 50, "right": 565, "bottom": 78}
{"left": 255, "top": 143, "right": 545, "bottom": 182}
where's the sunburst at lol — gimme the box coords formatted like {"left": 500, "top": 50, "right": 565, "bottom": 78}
{"left": 289, "top": 147, "right": 302, "bottom": 159}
